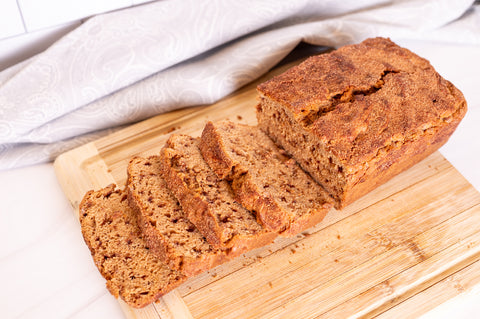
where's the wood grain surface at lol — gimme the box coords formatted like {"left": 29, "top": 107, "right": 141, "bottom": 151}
{"left": 54, "top": 61, "right": 480, "bottom": 319}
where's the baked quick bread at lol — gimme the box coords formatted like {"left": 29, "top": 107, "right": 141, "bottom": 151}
{"left": 200, "top": 121, "right": 333, "bottom": 235}
{"left": 160, "top": 134, "right": 277, "bottom": 252}
{"left": 256, "top": 37, "right": 467, "bottom": 208}
{"left": 127, "top": 156, "right": 229, "bottom": 277}
{"left": 79, "top": 185, "right": 185, "bottom": 308}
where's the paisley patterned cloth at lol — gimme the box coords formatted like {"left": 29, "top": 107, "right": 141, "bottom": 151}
{"left": 0, "top": 0, "right": 478, "bottom": 169}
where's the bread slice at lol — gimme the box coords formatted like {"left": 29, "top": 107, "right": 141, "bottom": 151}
{"left": 160, "top": 134, "right": 277, "bottom": 252}
{"left": 256, "top": 37, "right": 467, "bottom": 208}
{"left": 200, "top": 121, "right": 333, "bottom": 235}
{"left": 127, "top": 156, "right": 230, "bottom": 277}
{"left": 79, "top": 185, "right": 185, "bottom": 308}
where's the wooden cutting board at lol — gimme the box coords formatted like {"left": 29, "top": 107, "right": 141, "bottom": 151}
{"left": 54, "top": 61, "right": 480, "bottom": 319}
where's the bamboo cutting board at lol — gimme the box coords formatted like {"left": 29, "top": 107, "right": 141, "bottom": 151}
{"left": 54, "top": 61, "right": 480, "bottom": 319}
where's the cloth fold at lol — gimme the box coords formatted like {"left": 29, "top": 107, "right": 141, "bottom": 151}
{"left": 0, "top": 0, "right": 478, "bottom": 169}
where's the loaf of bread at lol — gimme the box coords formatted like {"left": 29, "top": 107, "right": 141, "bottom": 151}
{"left": 256, "top": 37, "right": 467, "bottom": 208}
{"left": 79, "top": 185, "right": 185, "bottom": 308}
{"left": 127, "top": 156, "right": 229, "bottom": 276}
{"left": 159, "top": 134, "right": 277, "bottom": 252}
{"left": 200, "top": 121, "right": 333, "bottom": 235}
{"left": 77, "top": 37, "right": 468, "bottom": 308}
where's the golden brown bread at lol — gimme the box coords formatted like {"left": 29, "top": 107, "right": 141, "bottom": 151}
{"left": 200, "top": 121, "right": 333, "bottom": 236}
{"left": 159, "top": 134, "right": 277, "bottom": 253}
{"left": 77, "top": 37, "right": 468, "bottom": 308}
{"left": 79, "top": 185, "right": 185, "bottom": 308}
{"left": 256, "top": 37, "right": 467, "bottom": 208}
{"left": 126, "top": 156, "right": 230, "bottom": 276}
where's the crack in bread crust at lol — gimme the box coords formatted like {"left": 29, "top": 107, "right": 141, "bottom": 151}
{"left": 300, "top": 70, "right": 400, "bottom": 127}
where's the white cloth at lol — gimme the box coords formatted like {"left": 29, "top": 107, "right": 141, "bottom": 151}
{"left": 0, "top": 0, "right": 478, "bottom": 169}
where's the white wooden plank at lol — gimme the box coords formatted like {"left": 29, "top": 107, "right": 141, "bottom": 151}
{"left": 0, "top": 0, "right": 25, "bottom": 39}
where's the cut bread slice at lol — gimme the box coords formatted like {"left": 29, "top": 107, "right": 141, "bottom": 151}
{"left": 127, "top": 156, "right": 229, "bottom": 277}
{"left": 200, "top": 121, "right": 333, "bottom": 236}
{"left": 79, "top": 185, "right": 185, "bottom": 308}
{"left": 160, "top": 134, "right": 276, "bottom": 252}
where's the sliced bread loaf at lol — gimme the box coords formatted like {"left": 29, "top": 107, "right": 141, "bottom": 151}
{"left": 127, "top": 156, "right": 229, "bottom": 277}
{"left": 200, "top": 121, "right": 333, "bottom": 236}
{"left": 79, "top": 184, "right": 185, "bottom": 308}
{"left": 160, "top": 134, "right": 277, "bottom": 252}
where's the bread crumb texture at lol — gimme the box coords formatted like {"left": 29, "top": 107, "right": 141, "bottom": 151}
{"left": 79, "top": 185, "right": 185, "bottom": 308}
{"left": 127, "top": 156, "right": 228, "bottom": 276}
{"left": 200, "top": 121, "right": 333, "bottom": 235}
{"left": 160, "top": 134, "right": 276, "bottom": 252}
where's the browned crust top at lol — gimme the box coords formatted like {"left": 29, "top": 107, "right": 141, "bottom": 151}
{"left": 257, "top": 37, "right": 467, "bottom": 166}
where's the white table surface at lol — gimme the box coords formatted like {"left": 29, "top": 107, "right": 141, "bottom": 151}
{"left": 1, "top": 40, "right": 479, "bottom": 319}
